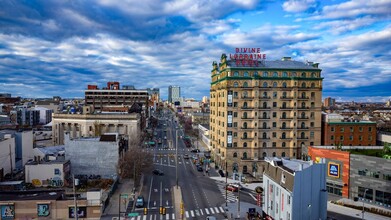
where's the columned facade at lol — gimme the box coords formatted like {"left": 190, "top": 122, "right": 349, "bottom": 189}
{"left": 52, "top": 113, "right": 140, "bottom": 145}
{"left": 210, "top": 54, "right": 323, "bottom": 180}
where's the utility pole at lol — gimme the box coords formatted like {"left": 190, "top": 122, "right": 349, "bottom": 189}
{"left": 9, "top": 144, "right": 13, "bottom": 179}
{"left": 237, "top": 186, "right": 240, "bottom": 218}
{"left": 225, "top": 160, "right": 228, "bottom": 207}
{"left": 73, "top": 174, "right": 78, "bottom": 220}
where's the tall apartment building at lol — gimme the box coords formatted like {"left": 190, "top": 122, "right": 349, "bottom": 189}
{"left": 210, "top": 54, "right": 323, "bottom": 174}
{"left": 324, "top": 97, "right": 335, "bottom": 107}
{"left": 85, "top": 81, "right": 149, "bottom": 112}
{"left": 168, "top": 86, "right": 180, "bottom": 103}
{"left": 322, "top": 113, "right": 376, "bottom": 146}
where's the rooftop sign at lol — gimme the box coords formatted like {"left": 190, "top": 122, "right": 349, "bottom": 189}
{"left": 229, "top": 48, "right": 266, "bottom": 66}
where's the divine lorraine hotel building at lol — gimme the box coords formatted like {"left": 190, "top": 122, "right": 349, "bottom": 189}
{"left": 210, "top": 54, "right": 323, "bottom": 174}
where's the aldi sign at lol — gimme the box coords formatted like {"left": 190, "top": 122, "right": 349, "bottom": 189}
{"left": 328, "top": 162, "right": 340, "bottom": 178}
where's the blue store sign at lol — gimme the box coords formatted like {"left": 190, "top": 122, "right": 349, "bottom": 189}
{"left": 328, "top": 162, "right": 340, "bottom": 178}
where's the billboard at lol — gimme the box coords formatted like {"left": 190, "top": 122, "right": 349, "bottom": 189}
{"left": 1, "top": 205, "right": 15, "bottom": 219}
{"left": 328, "top": 162, "right": 340, "bottom": 178}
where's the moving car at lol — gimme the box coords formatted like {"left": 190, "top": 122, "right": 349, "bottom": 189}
{"left": 191, "top": 149, "right": 200, "bottom": 153}
{"left": 197, "top": 166, "right": 203, "bottom": 172}
{"left": 135, "top": 196, "right": 144, "bottom": 208}
{"left": 183, "top": 154, "right": 189, "bottom": 159}
{"left": 152, "top": 169, "right": 164, "bottom": 175}
{"left": 226, "top": 183, "right": 241, "bottom": 192}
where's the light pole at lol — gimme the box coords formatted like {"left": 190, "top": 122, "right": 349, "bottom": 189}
{"left": 362, "top": 189, "right": 369, "bottom": 220}
{"left": 176, "top": 129, "right": 178, "bottom": 189}
{"left": 237, "top": 185, "right": 240, "bottom": 218}
{"left": 225, "top": 160, "right": 228, "bottom": 207}
{"left": 72, "top": 174, "right": 78, "bottom": 220}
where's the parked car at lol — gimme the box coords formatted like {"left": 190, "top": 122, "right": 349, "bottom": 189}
{"left": 183, "top": 154, "right": 190, "bottom": 159}
{"left": 218, "top": 169, "right": 225, "bottom": 177}
{"left": 191, "top": 149, "right": 200, "bottom": 153}
{"left": 135, "top": 196, "right": 144, "bottom": 208}
{"left": 152, "top": 169, "right": 164, "bottom": 175}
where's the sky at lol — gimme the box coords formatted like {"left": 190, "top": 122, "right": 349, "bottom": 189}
{"left": 0, "top": 0, "right": 390, "bottom": 102}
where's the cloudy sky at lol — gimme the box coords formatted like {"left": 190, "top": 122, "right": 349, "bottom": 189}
{"left": 0, "top": 0, "right": 390, "bottom": 102}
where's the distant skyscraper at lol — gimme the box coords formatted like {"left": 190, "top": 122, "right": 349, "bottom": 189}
{"left": 324, "top": 97, "right": 335, "bottom": 107}
{"left": 168, "top": 86, "right": 180, "bottom": 103}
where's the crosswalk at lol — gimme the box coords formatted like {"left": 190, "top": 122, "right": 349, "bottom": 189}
{"left": 215, "top": 181, "right": 237, "bottom": 202}
{"left": 123, "top": 206, "right": 225, "bottom": 220}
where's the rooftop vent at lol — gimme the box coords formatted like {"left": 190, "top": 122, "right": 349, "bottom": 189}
{"left": 281, "top": 57, "right": 292, "bottom": 61}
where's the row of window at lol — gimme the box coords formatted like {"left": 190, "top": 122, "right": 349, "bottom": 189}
{"left": 358, "top": 187, "right": 391, "bottom": 207}
{"left": 231, "top": 71, "right": 318, "bottom": 78}
{"left": 234, "top": 91, "right": 315, "bottom": 99}
{"left": 228, "top": 140, "right": 314, "bottom": 148}
{"left": 330, "top": 135, "right": 373, "bottom": 141}
{"left": 358, "top": 170, "right": 391, "bottom": 181}
{"left": 330, "top": 126, "right": 373, "bottom": 132}
{"left": 232, "top": 81, "right": 316, "bottom": 88}
{"left": 222, "top": 101, "right": 315, "bottom": 108}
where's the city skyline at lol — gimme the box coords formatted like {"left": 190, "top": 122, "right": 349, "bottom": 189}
{"left": 0, "top": 0, "right": 390, "bottom": 102}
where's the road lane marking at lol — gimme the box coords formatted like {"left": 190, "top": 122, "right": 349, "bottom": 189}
{"left": 219, "top": 207, "right": 225, "bottom": 212}
{"left": 210, "top": 208, "right": 215, "bottom": 214}
{"left": 205, "top": 208, "right": 209, "bottom": 215}
{"left": 200, "top": 209, "right": 203, "bottom": 215}
{"left": 185, "top": 211, "right": 189, "bottom": 218}
{"left": 190, "top": 210, "right": 195, "bottom": 217}
{"left": 249, "top": 192, "right": 257, "bottom": 201}
{"left": 214, "top": 207, "right": 220, "bottom": 213}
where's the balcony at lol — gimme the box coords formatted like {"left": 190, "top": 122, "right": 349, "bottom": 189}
{"left": 259, "top": 96, "right": 271, "bottom": 100}
{"left": 258, "top": 117, "right": 271, "bottom": 120}
{"left": 241, "top": 157, "right": 254, "bottom": 161}
{"left": 298, "top": 96, "right": 309, "bottom": 100}
{"left": 259, "top": 136, "right": 270, "bottom": 140}
{"left": 241, "top": 127, "right": 254, "bottom": 130}
{"left": 258, "top": 106, "right": 271, "bottom": 110}
{"left": 241, "top": 137, "right": 254, "bottom": 140}
{"left": 297, "top": 107, "right": 310, "bottom": 110}
{"left": 280, "top": 117, "right": 293, "bottom": 120}
{"left": 280, "top": 127, "right": 292, "bottom": 129}
{"left": 259, "top": 127, "right": 271, "bottom": 130}
{"left": 241, "top": 107, "right": 254, "bottom": 110}
{"left": 280, "top": 107, "right": 294, "bottom": 110}
{"left": 241, "top": 117, "right": 254, "bottom": 120}
{"left": 297, "top": 136, "right": 309, "bottom": 140}
{"left": 280, "top": 136, "right": 293, "bottom": 140}
{"left": 280, "top": 96, "right": 294, "bottom": 99}
{"left": 297, "top": 116, "right": 309, "bottom": 120}
{"left": 241, "top": 96, "right": 254, "bottom": 100}
{"left": 297, "top": 127, "right": 309, "bottom": 130}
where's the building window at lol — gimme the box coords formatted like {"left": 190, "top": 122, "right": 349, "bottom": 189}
{"left": 233, "top": 152, "right": 238, "bottom": 157}
{"left": 331, "top": 135, "right": 334, "bottom": 140}
{"left": 272, "top": 132, "right": 276, "bottom": 138}
{"left": 340, "top": 127, "right": 344, "bottom": 132}
{"left": 233, "top": 132, "right": 237, "bottom": 137}
{"left": 273, "top": 112, "right": 277, "bottom": 118}
{"left": 273, "top": 102, "right": 277, "bottom": 107}
{"left": 310, "top": 131, "right": 314, "bottom": 138}
{"left": 233, "top": 112, "right": 237, "bottom": 117}
{"left": 244, "top": 72, "right": 249, "bottom": 77}
{"left": 331, "top": 127, "right": 335, "bottom": 132}
{"left": 243, "top": 82, "right": 249, "bottom": 87}
{"left": 340, "top": 136, "right": 344, "bottom": 140}
{"left": 350, "top": 135, "right": 353, "bottom": 141}
{"left": 288, "top": 195, "right": 291, "bottom": 204}
{"left": 273, "top": 82, "right": 277, "bottom": 87}
{"left": 310, "top": 122, "right": 314, "bottom": 127}
{"left": 273, "top": 72, "right": 278, "bottom": 77}
{"left": 233, "top": 82, "right": 239, "bottom": 87}
{"left": 272, "top": 142, "right": 276, "bottom": 147}
{"left": 263, "top": 71, "right": 269, "bottom": 77}
{"left": 359, "top": 136, "right": 363, "bottom": 141}
{"left": 369, "top": 127, "right": 372, "bottom": 132}
{"left": 263, "top": 82, "right": 268, "bottom": 87}
{"left": 282, "top": 152, "right": 286, "bottom": 157}
{"left": 272, "top": 152, "right": 276, "bottom": 157}
{"left": 282, "top": 72, "right": 288, "bottom": 77}
{"left": 282, "top": 142, "right": 286, "bottom": 148}
{"left": 233, "top": 122, "right": 237, "bottom": 127}
{"left": 234, "top": 71, "right": 239, "bottom": 76}
{"left": 359, "top": 127, "right": 363, "bottom": 132}
{"left": 301, "top": 82, "right": 306, "bottom": 88}
{"left": 263, "top": 142, "right": 267, "bottom": 148}
{"left": 273, "top": 122, "right": 276, "bottom": 127}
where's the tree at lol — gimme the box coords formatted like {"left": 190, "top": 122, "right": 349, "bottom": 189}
{"left": 117, "top": 134, "right": 153, "bottom": 187}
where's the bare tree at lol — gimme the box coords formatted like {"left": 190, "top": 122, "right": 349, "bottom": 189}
{"left": 117, "top": 134, "right": 153, "bottom": 187}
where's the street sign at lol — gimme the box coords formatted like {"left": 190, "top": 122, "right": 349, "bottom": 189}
{"left": 128, "top": 213, "right": 139, "bottom": 217}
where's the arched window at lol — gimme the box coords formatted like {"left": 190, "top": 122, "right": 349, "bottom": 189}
{"left": 282, "top": 112, "right": 286, "bottom": 119}
{"left": 282, "top": 91, "right": 287, "bottom": 98}
{"left": 263, "top": 82, "right": 268, "bottom": 87}
{"left": 263, "top": 102, "right": 267, "bottom": 108}
{"left": 243, "top": 142, "right": 247, "bottom": 148}
{"left": 263, "top": 71, "right": 269, "bottom": 77}
{"left": 282, "top": 142, "right": 286, "bottom": 147}
{"left": 301, "top": 122, "right": 306, "bottom": 128}
{"left": 301, "top": 92, "right": 306, "bottom": 98}
{"left": 263, "top": 132, "right": 267, "bottom": 139}
{"left": 243, "top": 91, "right": 248, "bottom": 98}
{"left": 301, "top": 82, "right": 306, "bottom": 88}
{"left": 243, "top": 152, "right": 248, "bottom": 159}
{"left": 263, "top": 112, "right": 267, "bottom": 119}
{"left": 282, "top": 72, "right": 288, "bottom": 77}
{"left": 262, "top": 152, "right": 267, "bottom": 158}
{"left": 243, "top": 122, "right": 247, "bottom": 128}
{"left": 234, "top": 82, "right": 239, "bottom": 87}
{"left": 243, "top": 112, "right": 247, "bottom": 118}
{"left": 254, "top": 71, "right": 258, "bottom": 77}
{"left": 243, "top": 82, "right": 248, "bottom": 87}
{"left": 263, "top": 122, "right": 267, "bottom": 129}
{"left": 243, "top": 132, "right": 247, "bottom": 139}
{"left": 234, "top": 71, "right": 239, "bottom": 76}
{"left": 273, "top": 82, "right": 277, "bottom": 87}
{"left": 311, "top": 72, "right": 316, "bottom": 77}
{"left": 292, "top": 72, "right": 297, "bottom": 77}
{"left": 301, "top": 112, "right": 306, "bottom": 118}
{"left": 252, "top": 162, "right": 258, "bottom": 172}
{"left": 263, "top": 142, "right": 267, "bottom": 148}
{"left": 282, "top": 102, "right": 287, "bottom": 108}
{"left": 233, "top": 163, "right": 238, "bottom": 172}
{"left": 272, "top": 152, "right": 276, "bottom": 157}
{"left": 301, "top": 102, "right": 306, "bottom": 108}
{"left": 311, "top": 83, "right": 315, "bottom": 88}
{"left": 273, "top": 72, "right": 278, "bottom": 77}
{"left": 282, "top": 132, "right": 286, "bottom": 139}
{"left": 244, "top": 72, "right": 249, "bottom": 77}
{"left": 282, "top": 82, "right": 287, "bottom": 88}
{"left": 243, "top": 102, "right": 248, "bottom": 108}
{"left": 282, "top": 122, "right": 286, "bottom": 129}
{"left": 233, "top": 152, "right": 238, "bottom": 157}
{"left": 263, "top": 91, "right": 267, "bottom": 97}
{"left": 301, "top": 132, "right": 305, "bottom": 138}
{"left": 301, "top": 72, "right": 306, "bottom": 78}
{"left": 282, "top": 152, "right": 286, "bottom": 157}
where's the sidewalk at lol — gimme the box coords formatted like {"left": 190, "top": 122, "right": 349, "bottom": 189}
{"left": 327, "top": 201, "right": 390, "bottom": 220}
{"left": 102, "top": 178, "right": 135, "bottom": 218}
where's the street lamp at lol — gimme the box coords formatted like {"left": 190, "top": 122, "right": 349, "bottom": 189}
{"left": 225, "top": 160, "right": 228, "bottom": 207}
{"left": 176, "top": 129, "right": 178, "bottom": 189}
{"left": 362, "top": 189, "right": 369, "bottom": 220}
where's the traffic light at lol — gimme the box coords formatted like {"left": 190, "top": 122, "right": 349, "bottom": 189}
{"left": 162, "top": 207, "right": 166, "bottom": 215}
{"left": 159, "top": 207, "right": 163, "bottom": 214}
{"left": 144, "top": 208, "right": 147, "bottom": 215}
